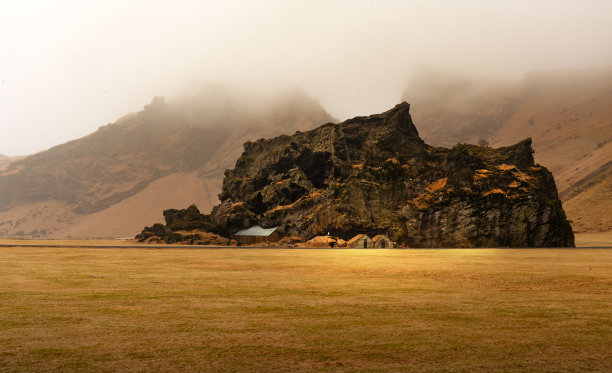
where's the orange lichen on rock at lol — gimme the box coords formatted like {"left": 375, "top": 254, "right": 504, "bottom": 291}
{"left": 497, "top": 164, "right": 516, "bottom": 171}
{"left": 386, "top": 157, "right": 400, "bottom": 164}
{"left": 411, "top": 178, "right": 448, "bottom": 209}
{"left": 359, "top": 179, "right": 379, "bottom": 185}
{"left": 473, "top": 170, "right": 490, "bottom": 181}
{"left": 483, "top": 188, "right": 506, "bottom": 197}
{"left": 269, "top": 192, "right": 322, "bottom": 213}
{"left": 508, "top": 181, "right": 521, "bottom": 188}
{"left": 513, "top": 170, "right": 535, "bottom": 184}
{"left": 352, "top": 163, "right": 364, "bottom": 169}
{"left": 306, "top": 204, "right": 323, "bottom": 219}
{"left": 425, "top": 178, "right": 448, "bottom": 194}
{"left": 411, "top": 195, "right": 432, "bottom": 209}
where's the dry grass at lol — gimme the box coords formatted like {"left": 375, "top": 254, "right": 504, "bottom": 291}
{"left": 1, "top": 247, "right": 611, "bottom": 372}
{"left": 0, "top": 238, "right": 139, "bottom": 247}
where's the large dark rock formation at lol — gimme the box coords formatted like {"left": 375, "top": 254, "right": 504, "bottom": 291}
{"left": 141, "top": 102, "right": 575, "bottom": 247}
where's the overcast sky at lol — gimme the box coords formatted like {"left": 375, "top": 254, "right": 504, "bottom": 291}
{"left": 1, "top": 0, "right": 612, "bottom": 156}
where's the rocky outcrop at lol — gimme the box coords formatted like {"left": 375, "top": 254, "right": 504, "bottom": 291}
{"left": 139, "top": 102, "right": 574, "bottom": 247}
{"left": 208, "top": 102, "right": 574, "bottom": 247}
{"left": 402, "top": 67, "right": 612, "bottom": 233}
{"left": 136, "top": 204, "right": 237, "bottom": 245}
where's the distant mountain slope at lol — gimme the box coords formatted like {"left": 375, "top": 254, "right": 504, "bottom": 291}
{"left": 403, "top": 67, "right": 612, "bottom": 232}
{"left": 0, "top": 88, "right": 334, "bottom": 238}
{"left": 0, "top": 154, "right": 25, "bottom": 171}
{"left": 0, "top": 155, "right": 9, "bottom": 168}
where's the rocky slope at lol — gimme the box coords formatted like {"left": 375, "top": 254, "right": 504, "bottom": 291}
{"left": 142, "top": 102, "right": 574, "bottom": 247}
{"left": 403, "top": 67, "right": 612, "bottom": 232}
{"left": 0, "top": 88, "right": 333, "bottom": 238}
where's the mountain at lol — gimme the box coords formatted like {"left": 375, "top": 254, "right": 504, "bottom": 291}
{"left": 0, "top": 154, "right": 24, "bottom": 171}
{"left": 403, "top": 67, "right": 612, "bottom": 232}
{"left": 139, "top": 103, "right": 574, "bottom": 248}
{"left": 0, "top": 87, "right": 334, "bottom": 238}
{"left": 0, "top": 155, "right": 9, "bottom": 169}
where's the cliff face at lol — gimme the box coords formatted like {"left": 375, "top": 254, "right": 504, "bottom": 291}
{"left": 208, "top": 102, "right": 574, "bottom": 247}
{"left": 403, "top": 67, "right": 612, "bottom": 232}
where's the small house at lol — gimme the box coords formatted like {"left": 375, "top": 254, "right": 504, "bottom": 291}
{"left": 372, "top": 234, "right": 394, "bottom": 248}
{"left": 347, "top": 234, "right": 373, "bottom": 248}
{"left": 234, "top": 225, "right": 280, "bottom": 245}
{"left": 305, "top": 235, "right": 338, "bottom": 248}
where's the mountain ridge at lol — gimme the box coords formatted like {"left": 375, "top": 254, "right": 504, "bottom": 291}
{"left": 0, "top": 88, "right": 334, "bottom": 238}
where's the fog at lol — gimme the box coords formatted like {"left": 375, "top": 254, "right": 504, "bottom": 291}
{"left": 1, "top": 0, "right": 612, "bottom": 156}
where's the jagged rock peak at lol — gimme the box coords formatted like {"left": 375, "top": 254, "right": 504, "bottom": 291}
{"left": 144, "top": 96, "right": 166, "bottom": 112}
{"left": 342, "top": 101, "right": 420, "bottom": 139}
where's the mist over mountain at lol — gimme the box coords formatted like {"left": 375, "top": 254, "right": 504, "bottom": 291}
{"left": 1, "top": 64, "right": 610, "bottom": 239}
{"left": 0, "top": 86, "right": 333, "bottom": 238}
{"left": 403, "top": 67, "right": 612, "bottom": 232}
{"left": 0, "top": 155, "right": 11, "bottom": 169}
{"left": 0, "top": 154, "right": 23, "bottom": 170}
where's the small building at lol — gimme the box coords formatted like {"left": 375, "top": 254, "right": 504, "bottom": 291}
{"left": 372, "top": 234, "right": 394, "bottom": 248}
{"left": 347, "top": 234, "right": 373, "bottom": 248}
{"left": 234, "top": 225, "right": 280, "bottom": 245}
{"left": 305, "top": 235, "right": 338, "bottom": 248}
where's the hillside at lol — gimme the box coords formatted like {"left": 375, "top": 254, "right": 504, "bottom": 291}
{"left": 0, "top": 154, "right": 24, "bottom": 171}
{"left": 139, "top": 103, "right": 574, "bottom": 247}
{"left": 403, "top": 67, "right": 612, "bottom": 232}
{"left": 0, "top": 155, "right": 10, "bottom": 169}
{"left": 0, "top": 88, "right": 333, "bottom": 238}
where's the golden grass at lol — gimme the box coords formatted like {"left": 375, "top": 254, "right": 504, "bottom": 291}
{"left": 0, "top": 238, "right": 138, "bottom": 247}
{"left": 1, "top": 247, "right": 611, "bottom": 372}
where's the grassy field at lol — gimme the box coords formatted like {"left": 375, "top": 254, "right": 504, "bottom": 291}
{"left": 1, "top": 247, "right": 611, "bottom": 372}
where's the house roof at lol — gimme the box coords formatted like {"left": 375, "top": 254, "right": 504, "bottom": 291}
{"left": 235, "top": 225, "right": 279, "bottom": 237}
{"left": 372, "top": 234, "right": 387, "bottom": 242}
{"left": 347, "top": 234, "right": 371, "bottom": 245}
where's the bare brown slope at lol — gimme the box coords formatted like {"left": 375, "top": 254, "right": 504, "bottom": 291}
{"left": 0, "top": 154, "right": 25, "bottom": 172}
{"left": 403, "top": 67, "right": 612, "bottom": 232}
{"left": 0, "top": 89, "right": 334, "bottom": 238}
